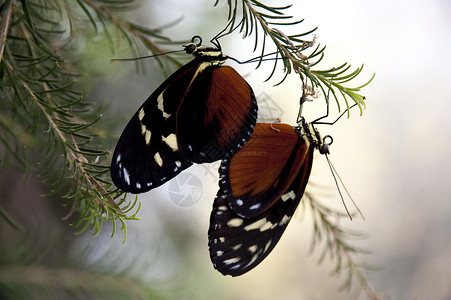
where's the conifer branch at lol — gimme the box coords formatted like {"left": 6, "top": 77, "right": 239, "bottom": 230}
{"left": 302, "top": 193, "right": 383, "bottom": 300}
{"left": 0, "top": 0, "right": 16, "bottom": 60}
{"left": 0, "top": 0, "right": 177, "bottom": 237}
{"left": 216, "top": 0, "right": 374, "bottom": 114}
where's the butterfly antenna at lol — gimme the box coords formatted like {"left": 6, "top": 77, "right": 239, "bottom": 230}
{"left": 212, "top": 19, "right": 244, "bottom": 49}
{"left": 110, "top": 49, "right": 186, "bottom": 63}
{"left": 314, "top": 103, "right": 359, "bottom": 125}
{"left": 325, "top": 154, "right": 365, "bottom": 220}
{"left": 312, "top": 82, "right": 332, "bottom": 124}
{"left": 325, "top": 154, "right": 351, "bottom": 220}
{"left": 312, "top": 78, "right": 363, "bottom": 125}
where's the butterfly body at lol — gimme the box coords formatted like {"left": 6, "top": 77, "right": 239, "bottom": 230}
{"left": 208, "top": 120, "right": 326, "bottom": 276}
{"left": 111, "top": 38, "right": 258, "bottom": 194}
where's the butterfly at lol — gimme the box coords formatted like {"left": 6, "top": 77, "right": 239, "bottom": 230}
{"left": 208, "top": 118, "right": 332, "bottom": 276}
{"left": 110, "top": 36, "right": 258, "bottom": 194}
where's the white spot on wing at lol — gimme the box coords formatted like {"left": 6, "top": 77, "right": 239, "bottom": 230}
{"left": 281, "top": 190, "right": 296, "bottom": 201}
{"left": 264, "top": 240, "right": 272, "bottom": 252}
{"left": 116, "top": 154, "right": 121, "bottom": 164}
{"left": 224, "top": 257, "right": 241, "bottom": 265}
{"left": 247, "top": 254, "right": 259, "bottom": 267}
{"left": 175, "top": 161, "right": 182, "bottom": 167}
{"left": 227, "top": 218, "right": 243, "bottom": 227}
{"left": 140, "top": 123, "right": 151, "bottom": 145}
{"left": 232, "top": 244, "right": 242, "bottom": 250}
{"left": 216, "top": 251, "right": 224, "bottom": 256}
{"left": 145, "top": 130, "right": 151, "bottom": 145}
{"left": 157, "top": 93, "right": 171, "bottom": 119}
{"left": 243, "top": 218, "right": 275, "bottom": 232}
{"left": 279, "top": 215, "right": 291, "bottom": 226}
{"left": 250, "top": 203, "right": 261, "bottom": 210}
{"left": 248, "top": 245, "right": 258, "bottom": 253}
{"left": 260, "top": 220, "right": 274, "bottom": 231}
{"left": 244, "top": 218, "right": 267, "bottom": 231}
{"left": 154, "top": 152, "right": 163, "bottom": 167}
{"left": 162, "top": 133, "right": 178, "bottom": 151}
{"left": 236, "top": 199, "right": 243, "bottom": 206}
{"left": 138, "top": 108, "right": 145, "bottom": 121}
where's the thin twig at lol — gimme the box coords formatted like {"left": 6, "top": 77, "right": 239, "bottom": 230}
{"left": 0, "top": 0, "right": 16, "bottom": 62}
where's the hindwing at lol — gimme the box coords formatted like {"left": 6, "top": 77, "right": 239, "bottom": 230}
{"left": 220, "top": 123, "right": 309, "bottom": 218}
{"left": 208, "top": 135, "right": 314, "bottom": 276}
{"left": 176, "top": 65, "right": 258, "bottom": 163}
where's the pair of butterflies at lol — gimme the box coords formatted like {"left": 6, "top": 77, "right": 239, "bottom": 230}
{"left": 110, "top": 36, "right": 332, "bottom": 276}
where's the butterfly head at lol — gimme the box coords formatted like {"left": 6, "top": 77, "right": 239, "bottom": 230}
{"left": 183, "top": 36, "right": 227, "bottom": 64}
{"left": 183, "top": 36, "right": 203, "bottom": 54}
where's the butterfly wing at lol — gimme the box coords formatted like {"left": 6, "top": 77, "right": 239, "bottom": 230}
{"left": 110, "top": 60, "right": 201, "bottom": 193}
{"left": 219, "top": 123, "right": 307, "bottom": 218}
{"left": 208, "top": 137, "right": 314, "bottom": 276}
{"left": 176, "top": 66, "right": 258, "bottom": 163}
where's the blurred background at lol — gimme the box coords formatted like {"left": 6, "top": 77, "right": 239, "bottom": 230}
{"left": 1, "top": 0, "right": 451, "bottom": 299}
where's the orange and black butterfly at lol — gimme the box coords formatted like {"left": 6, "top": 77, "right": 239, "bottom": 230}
{"left": 208, "top": 117, "right": 333, "bottom": 276}
{"left": 110, "top": 36, "right": 258, "bottom": 194}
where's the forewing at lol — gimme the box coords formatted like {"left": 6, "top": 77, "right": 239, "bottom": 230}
{"left": 208, "top": 142, "right": 314, "bottom": 276}
{"left": 110, "top": 60, "right": 200, "bottom": 193}
{"left": 176, "top": 66, "right": 258, "bottom": 163}
{"left": 220, "top": 123, "right": 308, "bottom": 218}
